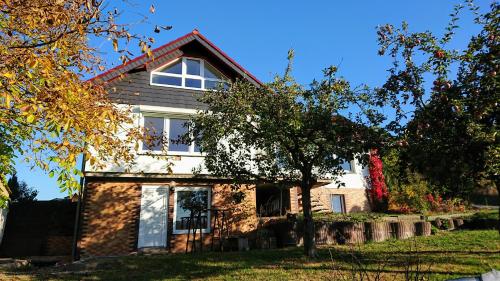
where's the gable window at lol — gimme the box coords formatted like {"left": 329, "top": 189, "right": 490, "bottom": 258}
{"left": 141, "top": 115, "right": 201, "bottom": 154}
{"left": 151, "top": 57, "right": 228, "bottom": 90}
{"left": 173, "top": 187, "right": 211, "bottom": 234}
{"left": 330, "top": 194, "right": 346, "bottom": 213}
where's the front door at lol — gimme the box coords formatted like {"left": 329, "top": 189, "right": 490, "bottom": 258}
{"left": 138, "top": 185, "right": 168, "bottom": 248}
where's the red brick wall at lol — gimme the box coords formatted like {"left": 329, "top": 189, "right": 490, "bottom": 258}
{"left": 79, "top": 182, "right": 141, "bottom": 257}
{"left": 79, "top": 180, "right": 258, "bottom": 257}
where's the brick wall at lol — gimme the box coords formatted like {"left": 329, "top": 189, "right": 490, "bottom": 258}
{"left": 79, "top": 180, "right": 259, "bottom": 257}
{"left": 79, "top": 182, "right": 141, "bottom": 257}
{"left": 311, "top": 187, "right": 371, "bottom": 213}
{"left": 293, "top": 186, "right": 371, "bottom": 214}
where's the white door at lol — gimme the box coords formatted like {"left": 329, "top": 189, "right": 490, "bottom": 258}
{"left": 138, "top": 185, "right": 168, "bottom": 248}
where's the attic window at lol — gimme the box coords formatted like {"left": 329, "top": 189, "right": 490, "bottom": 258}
{"left": 151, "top": 57, "right": 228, "bottom": 90}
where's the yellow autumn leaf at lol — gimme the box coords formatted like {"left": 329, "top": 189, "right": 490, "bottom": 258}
{"left": 26, "top": 114, "right": 35, "bottom": 123}
{"left": 2, "top": 72, "right": 15, "bottom": 79}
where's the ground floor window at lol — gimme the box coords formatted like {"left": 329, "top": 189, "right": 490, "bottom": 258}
{"left": 256, "top": 184, "right": 290, "bottom": 217}
{"left": 330, "top": 194, "right": 346, "bottom": 213}
{"left": 173, "top": 187, "right": 211, "bottom": 234}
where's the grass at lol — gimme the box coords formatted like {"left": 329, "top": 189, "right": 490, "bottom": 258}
{"left": 471, "top": 209, "right": 498, "bottom": 220}
{"left": 1, "top": 230, "right": 499, "bottom": 281}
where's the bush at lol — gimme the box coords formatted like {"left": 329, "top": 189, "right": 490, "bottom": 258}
{"left": 388, "top": 172, "right": 431, "bottom": 213}
{"left": 430, "top": 225, "right": 440, "bottom": 234}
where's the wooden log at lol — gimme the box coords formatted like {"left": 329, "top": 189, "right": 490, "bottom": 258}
{"left": 314, "top": 222, "right": 337, "bottom": 245}
{"left": 365, "top": 221, "right": 391, "bottom": 242}
{"left": 342, "top": 222, "right": 366, "bottom": 244}
{"left": 415, "top": 221, "right": 431, "bottom": 236}
{"left": 392, "top": 221, "right": 415, "bottom": 240}
{"left": 453, "top": 218, "right": 464, "bottom": 228}
{"left": 446, "top": 218, "right": 455, "bottom": 230}
{"left": 432, "top": 218, "right": 442, "bottom": 229}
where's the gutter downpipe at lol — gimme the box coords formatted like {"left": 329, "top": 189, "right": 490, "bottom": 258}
{"left": 71, "top": 153, "right": 86, "bottom": 261}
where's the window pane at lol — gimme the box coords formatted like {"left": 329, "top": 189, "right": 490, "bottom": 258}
{"left": 152, "top": 75, "right": 182, "bottom": 86}
{"left": 142, "top": 116, "right": 164, "bottom": 151}
{"left": 168, "top": 119, "right": 190, "bottom": 152}
{"left": 205, "top": 80, "right": 221, "bottom": 90}
{"left": 340, "top": 160, "right": 352, "bottom": 172}
{"left": 193, "top": 129, "right": 202, "bottom": 153}
{"left": 194, "top": 143, "right": 201, "bottom": 153}
{"left": 186, "top": 59, "right": 201, "bottom": 76}
{"left": 204, "top": 63, "right": 223, "bottom": 79}
{"left": 185, "top": 78, "right": 202, "bottom": 88}
{"left": 331, "top": 195, "right": 344, "bottom": 213}
{"left": 159, "top": 60, "right": 182, "bottom": 74}
{"left": 175, "top": 190, "right": 209, "bottom": 230}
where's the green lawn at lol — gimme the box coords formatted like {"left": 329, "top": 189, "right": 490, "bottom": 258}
{"left": 2, "top": 230, "right": 499, "bottom": 281}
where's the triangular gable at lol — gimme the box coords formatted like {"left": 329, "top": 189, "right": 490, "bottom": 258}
{"left": 92, "top": 30, "right": 261, "bottom": 86}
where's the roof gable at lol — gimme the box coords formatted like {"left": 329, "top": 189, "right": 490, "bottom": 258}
{"left": 92, "top": 30, "right": 261, "bottom": 86}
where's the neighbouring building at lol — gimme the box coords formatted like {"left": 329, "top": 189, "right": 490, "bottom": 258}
{"left": 76, "top": 30, "right": 371, "bottom": 258}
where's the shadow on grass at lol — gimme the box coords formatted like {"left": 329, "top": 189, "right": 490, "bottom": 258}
{"left": 4, "top": 230, "right": 499, "bottom": 281}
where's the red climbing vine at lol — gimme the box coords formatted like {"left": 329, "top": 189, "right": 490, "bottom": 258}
{"left": 368, "top": 149, "right": 388, "bottom": 211}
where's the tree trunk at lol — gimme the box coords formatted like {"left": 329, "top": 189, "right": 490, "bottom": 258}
{"left": 301, "top": 179, "right": 317, "bottom": 258}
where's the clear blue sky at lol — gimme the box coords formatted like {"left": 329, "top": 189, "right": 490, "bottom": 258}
{"left": 14, "top": 0, "right": 491, "bottom": 200}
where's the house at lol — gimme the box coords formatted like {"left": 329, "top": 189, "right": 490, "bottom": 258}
{"left": 76, "top": 30, "right": 371, "bottom": 258}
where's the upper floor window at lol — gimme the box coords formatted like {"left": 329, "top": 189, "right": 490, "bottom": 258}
{"left": 150, "top": 57, "right": 229, "bottom": 90}
{"left": 340, "top": 160, "right": 353, "bottom": 173}
{"left": 141, "top": 115, "right": 201, "bottom": 154}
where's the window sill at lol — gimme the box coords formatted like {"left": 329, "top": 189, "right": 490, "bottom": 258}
{"left": 173, "top": 228, "right": 211, "bottom": 235}
{"left": 138, "top": 151, "right": 205, "bottom": 157}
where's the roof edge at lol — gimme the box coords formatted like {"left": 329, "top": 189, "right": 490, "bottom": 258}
{"left": 90, "top": 30, "right": 262, "bottom": 86}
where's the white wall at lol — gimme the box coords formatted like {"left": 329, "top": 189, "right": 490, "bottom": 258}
{"left": 0, "top": 207, "right": 8, "bottom": 246}
{"left": 86, "top": 104, "right": 369, "bottom": 189}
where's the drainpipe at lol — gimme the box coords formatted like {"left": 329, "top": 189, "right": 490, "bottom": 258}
{"left": 71, "top": 153, "right": 86, "bottom": 261}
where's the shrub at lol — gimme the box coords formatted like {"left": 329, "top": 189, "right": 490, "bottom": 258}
{"left": 388, "top": 172, "right": 431, "bottom": 213}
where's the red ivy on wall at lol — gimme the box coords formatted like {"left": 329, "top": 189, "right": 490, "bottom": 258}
{"left": 368, "top": 149, "right": 388, "bottom": 206}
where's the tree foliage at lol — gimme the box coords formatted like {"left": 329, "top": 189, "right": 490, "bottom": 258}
{"left": 7, "top": 173, "right": 37, "bottom": 203}
{"left": 0, "top": 0, "right": 164, "bottom": 202}
{"left": 375, "top": 1, "right": 499, "bottom": 198}
{"left": 188, "top": 52, "right": 382, "bottom": 257}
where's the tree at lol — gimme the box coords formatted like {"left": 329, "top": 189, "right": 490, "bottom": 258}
{"left": 7, "top": 174, "right": 38, "bottom": 203}
{"left": 375, "top": 2, "right": 499, "bottom": 226}
{"left": 0, "top": 0, "right": 166, "bottom": 203}
{"left": 188, "top": 52, "right": 382, "bottom": 257}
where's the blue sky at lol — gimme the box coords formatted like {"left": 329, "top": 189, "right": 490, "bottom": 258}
{"left": 14, "top": 0, "right": 491, "bottom": 200}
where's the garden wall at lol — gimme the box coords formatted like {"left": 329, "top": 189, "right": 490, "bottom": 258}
{"left": 261, "top": 214, "right": 493, "bottom": 248}
{"left": 0, "top": 200, "right": 76, "bottom": 257}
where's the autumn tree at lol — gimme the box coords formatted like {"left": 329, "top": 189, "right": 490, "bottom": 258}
{"left": 0, "top": 0, "right": 167, "bottom": 204}
{"left": 375, "top": 2, "right": 499, "bottom": 223}
{"left": 188, "top": 52, "right": 383, "bottom": 257}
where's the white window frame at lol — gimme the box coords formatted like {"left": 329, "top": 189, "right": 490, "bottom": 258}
{"left": 173, "top": 186, "right": 211, "bottom": 234}
{"left": 342, "top": 160, "right": 356, "bottom": 174}
{"left": 150, "top": 57, "right": 227, "bottom": 91}
{"left": 139, "top": 113, "right": 202, "bottom": 156}
{"left": 330, "top": 194, "right": 346, "bottom": 214}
